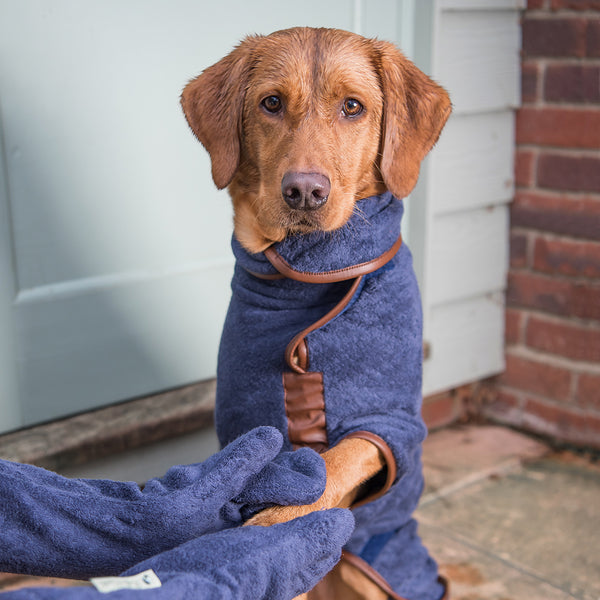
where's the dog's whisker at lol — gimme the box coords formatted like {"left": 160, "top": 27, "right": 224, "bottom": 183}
{"left": 351, "top": 205, "right": 371, "bottom": 228}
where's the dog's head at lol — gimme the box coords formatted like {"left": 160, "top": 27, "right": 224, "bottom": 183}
{"left": 181, "top": 27, "right": 451, "bottom": 253}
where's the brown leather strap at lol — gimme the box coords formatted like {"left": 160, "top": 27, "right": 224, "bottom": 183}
{"left": 244, "top": 269, "right": 286, "bottom": 280}
{"left": 285, "top": 276, "right": 363, "bottom": 374}
{"left": 263, "top": 233, "right": 402, "bottom": 283}
{"left": 439, "top": 575, "right": 450, "bottom": 600}
{"left": 340, "top": 552, "right": 450, "bottom": 600}
{"left": 278, "top": 233, "right": 402, "bottom": 373}
{"left": 342, "top": 431, "right": 397, "bottom": 506}
{"left": 340, "top": 551, "right": 409, "bottom": 600}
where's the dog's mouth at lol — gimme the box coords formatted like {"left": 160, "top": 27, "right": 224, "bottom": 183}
{"left": 283, "top": 209, "right": 325, "bottom": 233}
{"left": 277, "top": 190, "right": 357, "bottom": 236}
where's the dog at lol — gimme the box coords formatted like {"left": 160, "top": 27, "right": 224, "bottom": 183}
{"left": 181, "top": 27, "right": 451, "bottom": 600}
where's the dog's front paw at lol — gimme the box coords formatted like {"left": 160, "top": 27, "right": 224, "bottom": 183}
{"left": 245, "top": 503, "right": 316, "bottom": 527}
{"left": 245, "top": 480, "right": 346, "bottom": 527}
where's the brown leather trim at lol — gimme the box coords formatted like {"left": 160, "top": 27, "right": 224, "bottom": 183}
{"left": 340, "top": 551, "right": 409, "bottom": 600}
{"left": 296, "top": 339, "right": 309, "bottom": 372}
{"left": 439, "top": 575, "right": 450, "bottom": 600}
{"left": 244, "top": 269, "right": 285, "bottom": 280}
{"left": 285, "top": 276, "right": 364, "bottom": 374}
{"left": 263, "top": 233, "right": 402, "bottom": 283}
{"left": 342, "top": 431, "right": 397, "bottom": 508}
{"left": 340, "top": 553, "right": 449, "bottom": 600}
{"left": 283, "top": 371, "right": 328, "bottom": 452}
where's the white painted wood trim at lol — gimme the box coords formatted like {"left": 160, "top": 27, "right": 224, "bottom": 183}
{"left": 437, "top": 9, "right": 522, "bottom": 114}
{"left": 415, "top": 0, "right": 520, "bottom": 394}
{"left": 423, "top": 293, "right": 506, "bottom": 396}
{"left": 439, "top": 0, "right": 526, "bottom": 10}
{"left": 431, "top": 111, "right": 516, "bottom": 216}
{"left": 427, "top": 206, "right": 509, "bottom": 306}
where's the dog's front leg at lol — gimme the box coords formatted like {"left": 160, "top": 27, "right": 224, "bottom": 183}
{"left": 245, "top": 437, "right": 386, "bottom": 527}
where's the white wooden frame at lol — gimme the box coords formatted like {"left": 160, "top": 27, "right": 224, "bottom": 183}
{"left": 411, "top": 0, "right": 525, "bottom": 395}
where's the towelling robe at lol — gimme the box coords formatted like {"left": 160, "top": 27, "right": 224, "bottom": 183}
{"left": 216, "top": 192, "right": 445, "bottom": 600}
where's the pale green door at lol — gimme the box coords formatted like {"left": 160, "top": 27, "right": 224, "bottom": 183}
{"left": 0, "top": 0, "right": 415, "bottom": 433}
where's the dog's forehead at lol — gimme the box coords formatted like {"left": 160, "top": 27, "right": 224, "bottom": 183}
{"left": 250, "top": 29, "right": 380, "bottom": 94}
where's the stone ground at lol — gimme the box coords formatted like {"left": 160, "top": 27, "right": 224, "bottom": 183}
{"left": 417, "top": 426, "right": 599, "bottom": 600}
{"left": 1, "top": 424, "right": 598, "bottom": 599}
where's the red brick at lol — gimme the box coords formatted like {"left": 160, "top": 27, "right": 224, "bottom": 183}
{"left": 516, "top": 107, "right": 600, "bottom": 149}
{"left": 483, "top": 389, "right": 523, "bottom": 426}
{"left": 537, "top": 154, "right": 600, "bottom": 194}
{"left": 505, "top": 309, "right": 524, "bottom": 345}
{"left": 526, "top": 315, "right": 600, "bottom": 362}
{"left": 550, "top": 0, "right": 600, "bottom": 8}
{"left": 576, "top": 372, "right": 600, "bottom": 410}
{"left": 500, "top": 352, "right": 573, "bottom": 401}
{"left": 529, "top": 0, "right": 547, "bottom": 8}
{"left": 522, "top": 17, "right": 587, "bottom": 57}
{"left": 515, "top": 149, "right": 536, "bottom": 187}
{"left": 544, "top": 64, "right": 600, "bottom": 104}
{"left": 507, "top": 271, "right": 600, "bottom": 320}
{"left": 422, "top": 392, "right": 461, "bottom": 430}
{"left": 521, "top": 62, "right": 540, "bottom": 104}
{"left": 587, "top": 19, "right": 600, "bottom": 57}
{"left": 534, "top": 237, "right": 600, "bottom": 278}
{"left": 511, "top": 191, "right": 600, "bottom": 241}
{"left": 522, "top": 397, "right": 590, "bottom": 445}
{"left": 510, "top": 232, "right": 529, "bottom": 268}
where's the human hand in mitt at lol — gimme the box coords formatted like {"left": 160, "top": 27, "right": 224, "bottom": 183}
{"left": 0, "top": 427, "right": 326, "bottom": 579}
{"left": 2, "top": 510, "right": 354, "bottom": 600}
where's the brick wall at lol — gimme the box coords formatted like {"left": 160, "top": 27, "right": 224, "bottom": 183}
{"left": 485, "top": 0, "right": 600, "bottom": 448}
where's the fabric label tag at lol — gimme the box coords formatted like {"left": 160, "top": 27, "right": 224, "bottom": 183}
{"left": 90, "top": 569, "right": 162, "bottom": 593}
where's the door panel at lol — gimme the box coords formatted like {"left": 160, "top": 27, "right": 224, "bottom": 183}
{"left": 1, "top": 1, "right": 405, "bottom": 432}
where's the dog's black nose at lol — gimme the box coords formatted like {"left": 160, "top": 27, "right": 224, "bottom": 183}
{"left": 281, "top": 172, "right": 330, "bottom": 210}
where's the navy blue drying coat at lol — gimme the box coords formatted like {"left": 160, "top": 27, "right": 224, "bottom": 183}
{"left": 216, "top": 192, "right": 445, "bottom": 600}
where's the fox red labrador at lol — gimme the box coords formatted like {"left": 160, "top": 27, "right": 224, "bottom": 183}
{"left": 181, "top": 27, "right": 451, "bottom": 600}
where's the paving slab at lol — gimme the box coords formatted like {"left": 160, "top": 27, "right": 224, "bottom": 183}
{"left": 421, "top": 425, "right": 549, "bottom": 501}
{"left": 418, "top": 426, "right": 600, "bottom": 600}
{"left": 419, "top": 522, "right": 574, "bottom": 600}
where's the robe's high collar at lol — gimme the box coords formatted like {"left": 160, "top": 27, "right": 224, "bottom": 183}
{"left": 232, "top": 192, "right": 404, "bottom": 279}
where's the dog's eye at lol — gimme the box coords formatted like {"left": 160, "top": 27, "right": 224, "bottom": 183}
{"left": 261, "top": 95, "right": 283, "bottom": 114}
{"left": 342, "top": 98, "right": 363, "bottom": 117}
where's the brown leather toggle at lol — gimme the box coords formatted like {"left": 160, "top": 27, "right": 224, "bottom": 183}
{"left": 283, "top": 371, "right": 328, "bottom": 452}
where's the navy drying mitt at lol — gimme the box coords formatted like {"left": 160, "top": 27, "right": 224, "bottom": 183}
{"left": 0, "top": 427, "right": 326, "bottom": 578}
{"left": 1, "top": 510, "right": 354, "bottom": 600}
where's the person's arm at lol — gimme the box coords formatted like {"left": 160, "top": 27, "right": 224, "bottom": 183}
{"left": 0, "top": 427, "right": 326, "bottom": 579}
{"left": 1, "top": 510, "right": 354, "bottom": 600}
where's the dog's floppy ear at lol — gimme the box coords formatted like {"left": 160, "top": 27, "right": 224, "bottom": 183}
{"left": 181, "top": 37, "right": 259, "bottom": 189}
{"left": 374, "top": 41, "right": 451, "bottom": 199}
